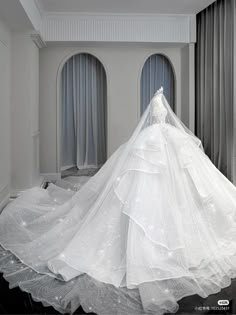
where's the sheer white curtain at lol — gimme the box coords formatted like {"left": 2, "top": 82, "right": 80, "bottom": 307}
{"left": 61, "top": 53, "right": 107, "bottom": 170}
{"left": 141, "top": 54, "right": 175, "bottom": 114}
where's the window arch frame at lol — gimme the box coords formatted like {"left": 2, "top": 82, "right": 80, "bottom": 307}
{"left": 56, "top": 50, "right": 109, "bottom": 174}
{"left": 138, "top": 52, "right": 177, "bottom": 117}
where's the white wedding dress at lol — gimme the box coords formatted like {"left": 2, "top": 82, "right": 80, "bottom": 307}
{"left": 1, "top": 88, "right": 236, "bottom": 315}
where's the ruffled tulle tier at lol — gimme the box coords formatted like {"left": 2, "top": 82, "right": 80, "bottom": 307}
{"left": 1, "top": 123, "right": 236, "bottom": 314}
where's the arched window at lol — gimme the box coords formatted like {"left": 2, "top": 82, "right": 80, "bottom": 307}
{"left": 140, "top": 54, "right": 175, "bottom": 114}
{"left": 60, "top": 53, "right": 107, "bottom": 171}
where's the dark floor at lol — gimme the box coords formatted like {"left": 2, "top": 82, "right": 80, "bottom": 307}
{"left": 0, "top": 273, "right": 94, "bottom": 315}
{"left": 0, "top": 273, "right": 235, "bottom": 315}
{"left": 61, "top": 167, "right": 99, "bottom": 178}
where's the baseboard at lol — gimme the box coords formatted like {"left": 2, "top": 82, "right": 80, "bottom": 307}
{"left": 40, "top": 173, "right": 61, "bottom": 182}
{"left": 10, "top": 189, "right": 27, "bottom": 198}
{"left": 0, "top": 184, "right": 10, "bottom": 213}
{"left": 61, "top": 165, "right": 75, "bottom": 171}
{"left": 10, "top": 176, "right": 46, "bottom": 199}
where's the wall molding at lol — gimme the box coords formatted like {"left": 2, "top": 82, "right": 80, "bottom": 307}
{"left": 41, "top": 13, "right": 196, "bottom": 43}
{"left": 31, "top": 31, "right": 46, "bottom": 48}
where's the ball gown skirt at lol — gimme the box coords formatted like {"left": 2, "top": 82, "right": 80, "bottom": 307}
{"left": 1, "top": 123, "right": 236, "bottom": 314}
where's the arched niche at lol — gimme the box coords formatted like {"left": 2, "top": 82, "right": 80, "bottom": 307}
{"left": 58, "top": 52, "right": 107, "bottom": 173}
{"left": 140, "top": 53, "right": 175, "bottom": 114}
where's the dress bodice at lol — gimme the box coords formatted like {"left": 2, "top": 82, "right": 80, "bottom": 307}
{"left": 151, "top": 93, "right": 168, "bottom": 123}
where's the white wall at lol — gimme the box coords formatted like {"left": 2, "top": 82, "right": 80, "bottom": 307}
{"left": 181, "top": 43, "right": 195, "bottom": 131}
{"left": 11, "top": 30, "right": 41, "bottom": 194}
{"left": 0, "top": 18, "right": 42, "bottom": 206}
{"left": 39, "top": 42, "right": 194, "bottom": 176}
{"left": 0, "top": 18, "right": 11, "bottom": 210}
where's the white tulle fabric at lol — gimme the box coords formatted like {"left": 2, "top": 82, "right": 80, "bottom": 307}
{"left": 1, "top": 87, "right": 236, "bottom": 314}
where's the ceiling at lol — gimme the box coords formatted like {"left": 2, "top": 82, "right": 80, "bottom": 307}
{"left": 38, "top": 0, "right": 216, "bottom": 15}
{"left": 0, "top": 0, "right": 34, "bottom": 30}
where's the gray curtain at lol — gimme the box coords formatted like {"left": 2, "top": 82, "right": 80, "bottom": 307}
{"left": 196, "top": 0, "right": 234, "bottom": 180}
{"left": 61, "top": 53, "right": 107, "bottom": 170}
{"left": 141, "top": 54, "right": 175, "bottom": 114}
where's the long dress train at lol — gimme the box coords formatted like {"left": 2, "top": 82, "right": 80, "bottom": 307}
{"left": 0, "top": 88, "right": 236, "bottom": 314}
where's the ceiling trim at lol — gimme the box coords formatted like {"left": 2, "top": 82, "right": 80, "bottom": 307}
{"left": 41, "top": 13, "right": 196, "bottom": 43}
{"left": 31, "top": 31, "right": 46, "bottom": 48}
{"left": 36, "top": 0, "right": 217, "bottom": 15}
{"left": 34, "top": 0, "right": 45, "bottom": 17}
{"left": 19, "top": 0, "right": 43, "bottom": 30}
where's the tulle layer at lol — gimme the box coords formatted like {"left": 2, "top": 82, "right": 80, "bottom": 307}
{"left": 1, "top": 124, "right": 236, "bottom": 314}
